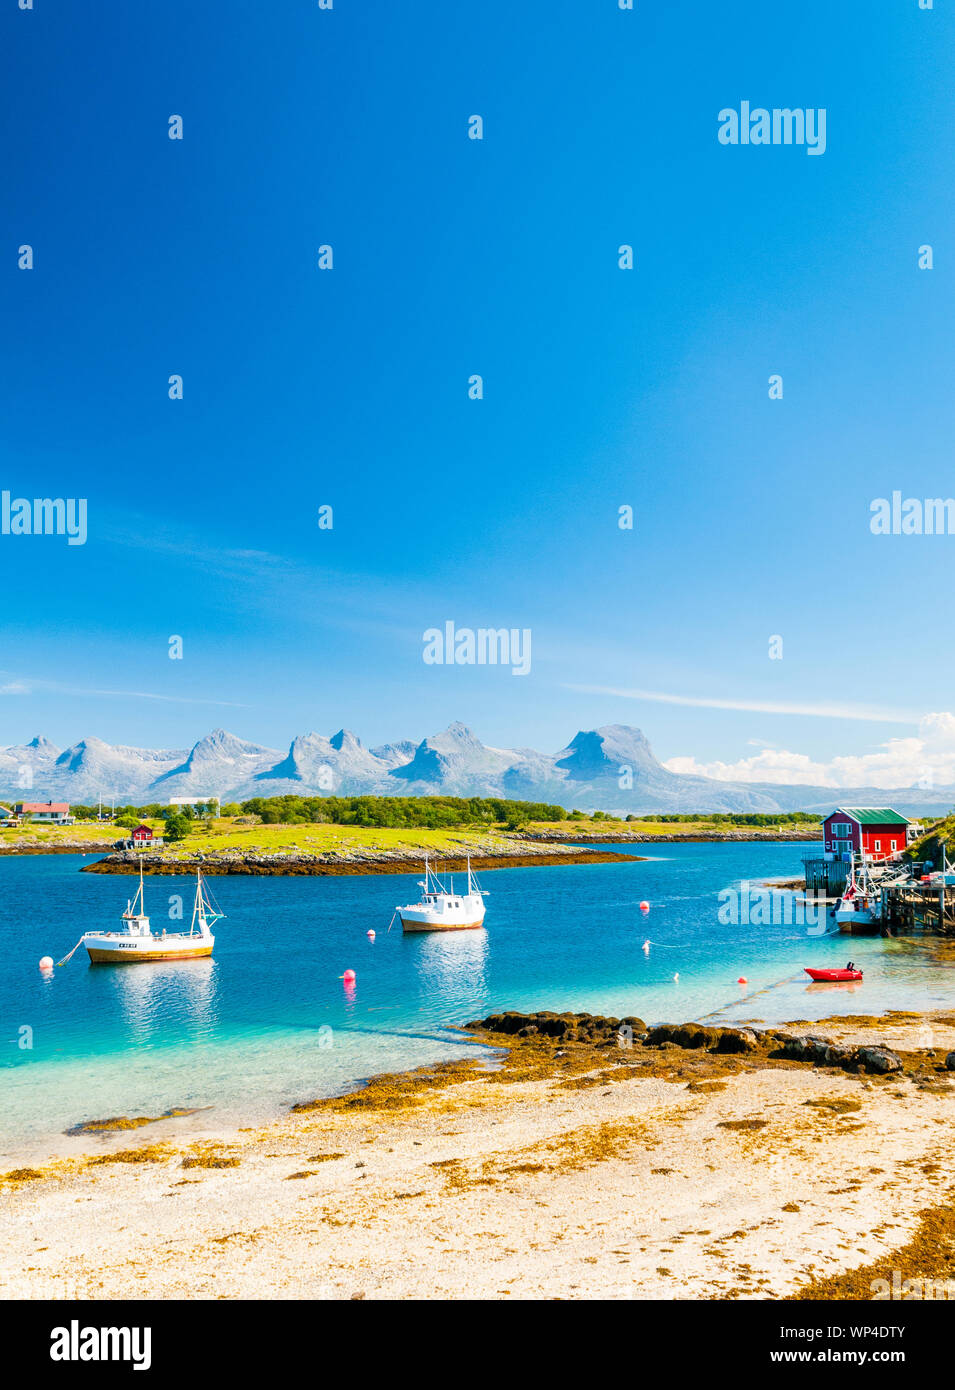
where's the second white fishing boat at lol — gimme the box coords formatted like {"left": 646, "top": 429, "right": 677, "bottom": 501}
{"left": 834, "top": 852, "right": 880, "bottom": 930}
{"left": 396, "top": 856, "right": 487, "bottom": 932}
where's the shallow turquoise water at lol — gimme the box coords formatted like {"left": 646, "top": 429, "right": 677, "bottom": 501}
{"left": 1, "top": 844, "right": 951, "bottom": 1160}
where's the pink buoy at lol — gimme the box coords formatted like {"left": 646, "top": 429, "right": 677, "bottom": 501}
{"left": 639, "top": 901, "right": 650, "bottom": 912}
{"left": 342, "top": 968, "right": 356, "bottom": 982}
{"left": 39, "top": 956, "right": 54, "bottom": 971}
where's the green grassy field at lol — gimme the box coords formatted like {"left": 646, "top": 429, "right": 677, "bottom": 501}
{"left": 0, "top": 812, "right": 823, "bottom": 858}
{"left": 0, "top": 821, "right": 122, "bottom": 847}
{"left": 0, "top": 817, "right": 517, "bottom": 858}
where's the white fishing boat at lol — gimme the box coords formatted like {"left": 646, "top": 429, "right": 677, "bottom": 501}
{"left": 834, "top": 852, "right": 880, "bottom": 930}
{"left": 395, "top": 856, "right": 487, "bottom": 933}
{"left": 81, "top": 863, "right": 224, "bottom": 963}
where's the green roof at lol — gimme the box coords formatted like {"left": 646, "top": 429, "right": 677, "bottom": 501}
{"left": 835, "top": 807, "right": 908, "bottom": 825}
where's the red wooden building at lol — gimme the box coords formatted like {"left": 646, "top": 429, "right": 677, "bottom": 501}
{"left": 822, "top": 808, "right": 910, "bottom": 862}
{"left": 131, "top": 824, "right": 155, "bottom": 845}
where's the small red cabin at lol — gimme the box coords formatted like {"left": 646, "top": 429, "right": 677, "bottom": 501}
{"left": 131, "top": 824, "right": 154, "bottom": 845}
{"left": 822, "top": 808, "right": 909, "bottom": 863}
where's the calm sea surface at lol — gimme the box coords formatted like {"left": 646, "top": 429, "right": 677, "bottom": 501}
{"left": 1, "top": 844, "right": 951, "bottom": 1161}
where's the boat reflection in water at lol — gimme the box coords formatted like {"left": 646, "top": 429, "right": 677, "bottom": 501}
{"left": 804, "top": 979, "right": 863, "bottom": 995}
{"left": 114, "top": 956, "right": 218, "bottom": 1044}
{"left": 410, "top": 923, "right": 490, "bottom": 1020}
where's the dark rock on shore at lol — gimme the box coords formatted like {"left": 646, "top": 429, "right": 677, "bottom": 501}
{"left": 855, "top": 1045, "right": 904, "bottom": 1075}
{"left": 778, "top": 1036, "right": 902, "bottom": 1074}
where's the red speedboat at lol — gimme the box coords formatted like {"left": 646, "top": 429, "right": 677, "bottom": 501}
{"left": 804, "top": 964, "right": 863, "bottom": 982}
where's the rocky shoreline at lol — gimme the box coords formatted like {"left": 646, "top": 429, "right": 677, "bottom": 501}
{"left": 0, "top": 842, "right": 116, "bottom": 856}
{"left": 464, "top": 1010, "right": 955, "bottom": 1078}
{"left": 80, "top": 846, "right": 644, "bottom": 876}
{"left": 518, "top": 828, "right": 822, "bottom": 844}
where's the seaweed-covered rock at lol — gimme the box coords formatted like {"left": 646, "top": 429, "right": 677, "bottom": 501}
{"left": 466, "top": 1010, "right": 644, "bottom": 1042}
{"left": 946, "top": 1051, "right": 955, "bottom": 1071}
{"left": 619, "top": 1015, "right": 646, "bottom": 1032}
{"left": 646, "top": 1023, "right": 709, "bottom": 1049}
{"left": 644, "top": 1022, "right": 760, "bottom": 1053}
{"left": 711, "top": 1027, "right": 759, "bottom": 1054}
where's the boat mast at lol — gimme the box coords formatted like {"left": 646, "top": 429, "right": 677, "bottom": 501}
{"left": 191, "top": 867, "right": 202, "bottom": 936}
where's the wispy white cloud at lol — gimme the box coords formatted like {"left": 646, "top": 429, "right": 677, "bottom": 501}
{"left": 665, "top": 713, "right": 955, "bottom": 789}
{"left": 0, "top": 672, "right": 246, "bottom": 708}
{"left": 564, "top": 684, "right": 919, "bottom": 726}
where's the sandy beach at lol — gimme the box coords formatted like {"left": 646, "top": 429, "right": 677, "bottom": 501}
{"left": 3, "top": 1010, "right": 954, "bottom": 1301}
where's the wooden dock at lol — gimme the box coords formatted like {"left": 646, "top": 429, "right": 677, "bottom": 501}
{"left": 881, "top": 881, "right": 955, "bottom": 935}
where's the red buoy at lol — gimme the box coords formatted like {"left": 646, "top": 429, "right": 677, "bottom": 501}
{"left": 639, "top": 901, "right": 650, "bottom": 912}
{"left": 737, "top": 976, "right": 748, "bottom": 984}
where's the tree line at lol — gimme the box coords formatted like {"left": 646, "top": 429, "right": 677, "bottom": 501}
{"left": 63, "top": 799, "right": 821, "bottom": 834}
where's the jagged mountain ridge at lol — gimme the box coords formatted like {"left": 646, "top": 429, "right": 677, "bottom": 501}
{"left": 1, "top": 723, "right": 952, "bottom": 815}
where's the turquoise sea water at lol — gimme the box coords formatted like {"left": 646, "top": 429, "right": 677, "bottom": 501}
{"left": 1, "top": 844, "right": 951, "bottom": 1162}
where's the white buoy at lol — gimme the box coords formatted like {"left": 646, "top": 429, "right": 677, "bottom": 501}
{"left": 39, "top": 956, "right": 54, "bottom": 971}
{"left": 367, "top": 930, "right": 376, "bottom": 940}
{"left": 642, "top": 939, "right": 650, "bottom": 954}
{"left": 673, "top": 972, "right": 680, "bottom": 982}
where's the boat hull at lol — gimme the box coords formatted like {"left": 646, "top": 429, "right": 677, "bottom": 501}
{"left": 804, "top": 968, "right": 863, "bottom": 982}
{"left": 399, "top": 914, "right": 485, "bottom": 933}
{"left": 84, "top": 935, "right": 214, "bottom": 963}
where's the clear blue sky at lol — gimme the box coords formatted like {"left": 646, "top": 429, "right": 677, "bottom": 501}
{"left": 2, "top": 1, "right": 953, "bottom": 782}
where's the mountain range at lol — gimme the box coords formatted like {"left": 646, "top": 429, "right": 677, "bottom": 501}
{"left": 0, "top": 724, "right": 951, "bottom": 817}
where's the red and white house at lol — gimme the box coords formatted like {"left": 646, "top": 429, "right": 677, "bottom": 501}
{"left": 14, "top": 801, "right": 72, "bottom": 825}
{"left": 127, "top": 823, "right": 164, "bottom": 849}
{"left": 822, "top": 808, "right": 910, "bottom": 863}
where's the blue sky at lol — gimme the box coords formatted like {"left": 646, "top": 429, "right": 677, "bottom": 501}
{"left": 2, "top": 1, "right": 954, "bottom": 786}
